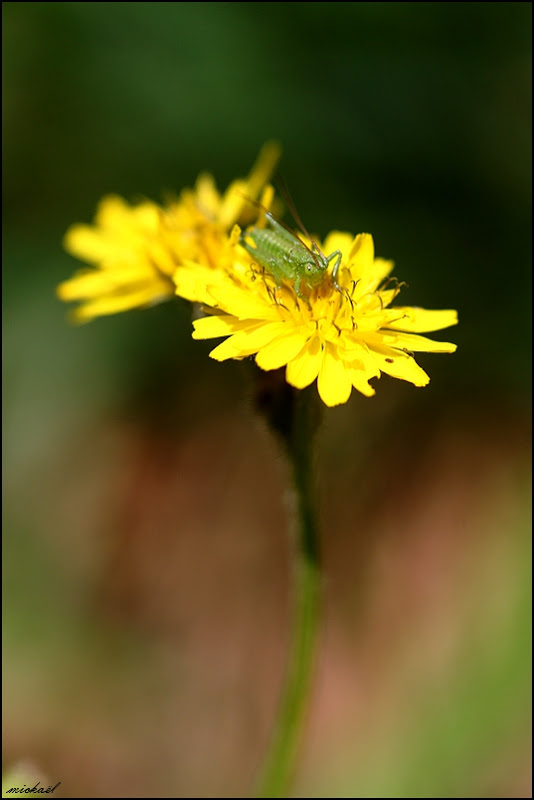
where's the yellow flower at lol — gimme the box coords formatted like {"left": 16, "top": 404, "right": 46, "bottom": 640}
{"left": 57, "top": 196, "right": 179, "bottom": 322}
{"left": 57, "top": 143, "right": 280, "bottom": 322}
{"left": 174, "top": 229, "right": 458, "bottom": 407}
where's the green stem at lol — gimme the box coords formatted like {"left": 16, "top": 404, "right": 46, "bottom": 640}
{"left": 257, "top": 385, "right": 322, "bottom": 798}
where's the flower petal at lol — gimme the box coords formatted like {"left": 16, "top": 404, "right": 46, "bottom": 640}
{"left": 208, "top": 280, "right": 282, "bottom": 320}
{"left": 347, "top": 363, "right": 377, "bottom": 397}
{"left": 255, "top": 329, "right": 310, "bottom": 371}
{"left": 174, "top": 265, "right": 218, "bottom": 305}
{"left": 57, "top": 264, "right": 161, "bottom": 300}
{"left": 365, "top": 331, "right": 457, "bottom": 353}
{"left": 244, "top": 141, "right": 282, "bottom": 201}
{"left": 340, "top": 340, "right": 381, "bottom": 381}
{"left": 194, "top": 173, "right": 221, "bottom": 219}
{"left": 67, "top": 286, "right": 169, "bottom": 323}
{"left": 375, "top": 350, "right": 430, "bottom": 386}
{"left": 218, "top": 141, "right": 281, "bottom": 228}
{"left": 286, "top": 334, "right": 323, "bottom": 389}
{"left": 352, "top": 257, "right": 395, "bottom": 298}
{"left": 383, "top": 307, "right": 459, "bottom": 333}
{"left": 349, "top": 232, "right": 374, "bottom": 265}
{"left": 192, "top": 314, "right": 249, "bottom": 339}
{"left": 317, "top": 343, "right": 353, "bottom": 406}
{"left": 232, "top": 321, "right": 291, "bottom": 351}
{"left": 209, "top": 321, "right": 288, "bottom": 361}
{"left": 209, "top": 334, "right": 254, "bottom": 361}
{"left": 63, "top": 224, "right": 115, "bottom": 264}
{"left": 322, "top": 232, "right": 354, "bottom": 262}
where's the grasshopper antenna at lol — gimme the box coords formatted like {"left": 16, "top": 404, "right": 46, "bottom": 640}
{"left": 276, "top": 175, "right": 327, "bottom": 259}
{"left": 234, "top": 190, "right": 271, "bottom": 219}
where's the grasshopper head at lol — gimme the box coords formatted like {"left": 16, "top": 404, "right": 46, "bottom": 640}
{"left": 301, "top": 249, "right": 328, "bottom": 290}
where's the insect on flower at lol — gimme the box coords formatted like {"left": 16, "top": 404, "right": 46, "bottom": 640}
{"left": 239, "top": 196, "right": 343, "bottom": 301}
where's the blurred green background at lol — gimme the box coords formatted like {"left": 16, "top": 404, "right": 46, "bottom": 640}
{"left": 3, "top": 3, "right": 531, "bottom": 797}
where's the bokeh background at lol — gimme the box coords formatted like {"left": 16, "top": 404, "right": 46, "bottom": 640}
{"left": 3, "top": 3, "right": 531, "bottom": 797}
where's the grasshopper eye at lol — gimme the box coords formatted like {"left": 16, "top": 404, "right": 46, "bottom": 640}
{"left": 306, "top": 264, "right": 313, "bottom": 272}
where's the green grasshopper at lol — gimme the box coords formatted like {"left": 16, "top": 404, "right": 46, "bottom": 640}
{"left": 239, "top": 204, "right": 343, "bottom": 301}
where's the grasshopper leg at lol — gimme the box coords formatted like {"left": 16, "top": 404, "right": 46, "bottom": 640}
{"left": 293, "top": 277, "right": 313, "bottom": 308}
{"left": 328, "top": 250, "right": 343, "bottom": 292}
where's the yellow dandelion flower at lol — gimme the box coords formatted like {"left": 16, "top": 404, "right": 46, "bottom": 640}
{"left": 57, "top": 142, "right": 280, "bottom": 322}
{"left": 174, "top": 229, "right": 458, "bottom": 407}
{"left": 57, "top": 196, "right": 181, "bottom": 322}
